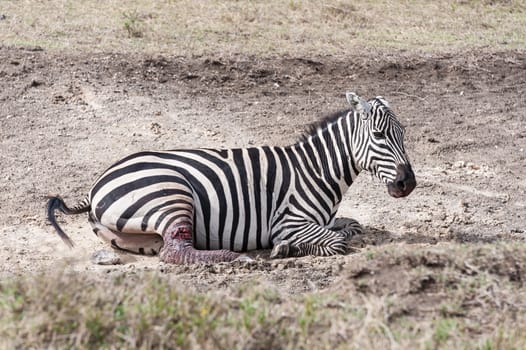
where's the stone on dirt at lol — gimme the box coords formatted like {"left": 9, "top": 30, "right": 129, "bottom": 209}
{"left": 91, "top": 249, "right": 122, "bottom": 265}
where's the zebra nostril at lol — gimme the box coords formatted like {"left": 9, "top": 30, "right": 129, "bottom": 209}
{"left": 396, "top": 180, "right": 406, "bottom": 191}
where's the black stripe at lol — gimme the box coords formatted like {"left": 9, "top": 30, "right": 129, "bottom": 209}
{"left": 92, "top": 157, "right": 170, "bottom": 197}
{"left": 341, "top": 117, "right": 356, "bottom": 185}
{"left": 141, "top": 198, "right": 193, "bottom": 231}
{"left": 233, "top": 149, "right": 251, "bottom": 252}
{"left": 274, "top": 147, "right": 291, "bottom": 209}
{"left": 333, "top": 119, "right": 353, "bottom": 187}
{"left": 116, "top": 189, "right": 191, "bottom": 231}
{"left": 318, "top": 131, "right": 342, "bottom": 201}
{"left": 248, "top": 148, "right": 263, "bottom": 249}
{"left": 263, "top": 146, "right": 276, "bottom": 246}
{"left": 156, "top": 212, "right": 192, "bottom": 231}
{"left": 201, "top": 148, "right": 229, "bottom": 159}
{"left": 303, "top": 142, "right": 322, "bottom": 174}
{"left": 325, "top": 124, "right": 341, "bottom": 179}
{"left": 289, "top": 194, "right": 319, "bottom": 224}
{"left": 95, "top": 175, "right": 191, "bottom": 220}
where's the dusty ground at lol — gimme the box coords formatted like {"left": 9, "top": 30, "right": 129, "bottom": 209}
{"left": 0, "top": 46, "right": 525, "bottom": 292}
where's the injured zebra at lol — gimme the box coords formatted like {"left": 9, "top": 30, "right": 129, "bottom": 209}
{"left": 47, "top": 92, "right": 416, "bottom": 264}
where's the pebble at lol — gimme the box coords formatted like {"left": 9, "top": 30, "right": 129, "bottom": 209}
{"left": 91, "top": 249, "right": 122, "bottom": 265}
{"left": 234, "top": 255, "right": 254, "bottom": 262}
{"left": 453, "top": 160, "right": 466, "bottom": 168}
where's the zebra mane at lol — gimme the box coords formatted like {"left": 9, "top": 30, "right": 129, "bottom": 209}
{"left": 299, "top": 109, "right": 351, "bottom": 142}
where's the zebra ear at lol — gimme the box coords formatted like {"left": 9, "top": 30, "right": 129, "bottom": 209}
{"left": 346, "top": 92, "right": 371, "bottom": 119}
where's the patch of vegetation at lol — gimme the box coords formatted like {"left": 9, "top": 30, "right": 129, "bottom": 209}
{"left": 122, "top": 10, "right": 144, "bottom": 38}
{"left": 1, "top": 243, "right": 526, "bottom": 349}
{"left": 0, "top": 0, "right": 524, "bottom": 55}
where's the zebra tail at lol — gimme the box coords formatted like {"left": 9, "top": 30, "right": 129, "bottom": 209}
{"left": 46, "top": 195, "right": 90, "bottom": 248}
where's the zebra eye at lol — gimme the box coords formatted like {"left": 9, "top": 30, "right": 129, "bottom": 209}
{"left": 372, "top": 131, "right": 386, "bottom": 139}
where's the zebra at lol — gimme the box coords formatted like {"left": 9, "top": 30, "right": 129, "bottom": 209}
{"left": 47, "top": 92, "right": 416, "bottom": 264}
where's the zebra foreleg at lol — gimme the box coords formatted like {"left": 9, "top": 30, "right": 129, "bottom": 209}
{"left": 159, "top": 224, "right": 241, "bottom": 264}
{"left": 270, "top": 223, "right": 348, "bottom": 259}
{"left": 328, "top": 217, "right": 364, "bottom": 240}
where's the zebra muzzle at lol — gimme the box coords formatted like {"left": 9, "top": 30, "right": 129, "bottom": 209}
{"left": 387, "top": 164, "right": 416, "bottom": 198}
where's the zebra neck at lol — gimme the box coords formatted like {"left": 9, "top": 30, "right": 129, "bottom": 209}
{"left": 292, "top": 127, "right": 360, "bottom": 201}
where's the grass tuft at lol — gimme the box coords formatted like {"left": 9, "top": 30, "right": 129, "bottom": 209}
{"left": 122, "top": 10, "right": 144, "bottom": 38}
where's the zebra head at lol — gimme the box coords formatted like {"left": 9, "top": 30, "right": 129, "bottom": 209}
{"left": 346, "top": 92, "right": 416, "bottom": 198}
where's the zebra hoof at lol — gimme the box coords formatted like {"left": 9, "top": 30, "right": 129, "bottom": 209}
{"left": 331, "top": 217, "right": 364, "bottom": 239}
{"left": 270, "top": 240, "right": 290, "bottom": 259}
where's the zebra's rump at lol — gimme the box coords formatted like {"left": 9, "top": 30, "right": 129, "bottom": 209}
{"left": 88, "top": 148, "right": 285, "bottom": 251}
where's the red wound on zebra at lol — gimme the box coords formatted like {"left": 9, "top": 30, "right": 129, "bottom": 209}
{"left": 170, "top": 225, "right": 193, "bottom": 240}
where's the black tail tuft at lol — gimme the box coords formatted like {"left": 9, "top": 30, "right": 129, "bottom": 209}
{"left": 46, "top": 195, "right": 90, "bottom": 248}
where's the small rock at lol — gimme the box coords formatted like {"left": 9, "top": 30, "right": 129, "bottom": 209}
{"left": 30, "top": 79, "right": 44, "bottom": 88}
{"left": 91, "top": 249, "right": 121, "bottom": 265}
{"left": 453, "top": 160, "right": 466, "bottom": 168}
{"left": 150, "top": 122, "right": 162, "bottom": 135}
{"left": 234, "top": 255, "right": 254, "bottom": 262}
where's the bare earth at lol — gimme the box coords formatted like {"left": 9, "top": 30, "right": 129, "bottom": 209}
{"left": 0, "top": 46, "right": 525, "bottom": 293}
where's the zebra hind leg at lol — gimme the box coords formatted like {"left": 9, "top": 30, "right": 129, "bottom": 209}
{"left": 329, "top": 217, "right": 364, "bottom": 240}
{"left": 269, "top": 240, "right": 290, "bottom": 259}
{"left": 90, "top": 217, "right": 163, "bottom": 255}
{"left": 159, "top": 223, "right": 242, "bottom": 264}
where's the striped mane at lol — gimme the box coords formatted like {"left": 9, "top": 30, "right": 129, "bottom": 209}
{"left": 299, "top": 109, "right": 351, "bottom": 142}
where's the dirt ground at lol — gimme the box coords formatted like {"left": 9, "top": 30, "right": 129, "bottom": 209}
{"left": 0, "top": 46, "right": 525, "bottom": 293}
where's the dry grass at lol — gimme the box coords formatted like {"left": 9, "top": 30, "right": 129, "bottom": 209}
{"left": 1, "top": 243, "right": 526, "bottom": 349}
{"left": 0, "top": 0, "right": 524, "bottom": 56}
